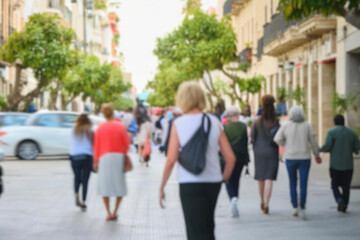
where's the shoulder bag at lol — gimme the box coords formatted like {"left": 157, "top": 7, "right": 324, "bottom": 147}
{"left": 261, "top": 118, "right": 280, "bottom": 148}
{"left": 178, "top": 114, "right": 212, "bottom": 175}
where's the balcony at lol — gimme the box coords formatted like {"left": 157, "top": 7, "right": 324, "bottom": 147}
{"left": 46, "top": 0, "right": 72, "bottom": 28}
{"left": 263, "top": 12, "right": 336, "bottom": 56}
{"left": 257, "top": 37, "right": 264, "bottom": 60}
{"left": 223, "top": 0, "right": 250, "bottom": 16}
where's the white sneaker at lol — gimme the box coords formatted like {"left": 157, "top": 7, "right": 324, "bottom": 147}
{"left": 292, "top": 208, "right": 298, "bottom": 217}
{"left": 298, "top": 208, "right": 306, "bottom": 220}
{"left": 230, "top": 197, "right": 239, "bottom": 218}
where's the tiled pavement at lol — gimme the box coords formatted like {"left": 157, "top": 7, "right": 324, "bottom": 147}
{"left": 0, "top": 148, "right": 359, "bottom": 240}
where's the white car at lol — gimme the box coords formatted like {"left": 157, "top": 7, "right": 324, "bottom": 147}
{"left": 0, "top": 111, "right": 105, "bottom": 160}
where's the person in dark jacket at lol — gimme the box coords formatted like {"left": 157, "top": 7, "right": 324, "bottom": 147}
{"left": 320, "top": 114, "right": 360, "bottom": 212}
{"left": 224, "top": 106, "right": 249, "bottom": 217}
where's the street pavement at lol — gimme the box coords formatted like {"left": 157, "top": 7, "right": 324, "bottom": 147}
{"left": 0, "top": 147, "right": 360, "bottom": 240}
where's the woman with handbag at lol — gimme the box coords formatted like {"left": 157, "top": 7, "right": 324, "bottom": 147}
{"left": 69, "top": 113, "right": 94, "bottom": 211}
{"left": 250, "top": 95, "right": 280, "bottom": 214}
{"left": 135, "top": 108, "right": 152, "bottom": 167}
{"left": 93, "top": 103, "right": 131, "bottom": 221}
{"left": 274, "top": 106, "right": 321, "bottom": 219}
{"left": 159, "top": 81, "right": 235, "bottom": 240}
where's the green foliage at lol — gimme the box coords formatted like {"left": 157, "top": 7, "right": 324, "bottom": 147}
{"left": 0, "top": 95, "right": 8, "bottom": 110}
{"left": 277, "top": 87, "right": 287, "bottom": 99}
{"left": 151, "top": 10, "right": 237, "bottom": 106}
{"left": 182, "top": 0, "right": 201, "bottom": 15}
{"left": 147, "top": 92, "right": 173, "bottom": 108}
{"left": 0, "top": 13, "right": 76, "bottom": 83}
{"left": 93, "top": 66, "right": 131, "bottom": 107}
{"left": 276, "top": 86, "right": 306, "bottom": 112}
{"left": 113, "top": 96, "right": 134, "bottom": 111}
{"left": 63, "top": 55, "right": 111, "bottom": 101}
{"left": 279, "top": 0, "right": 360, "bottom": 29}
{"left": 238, "top": 75, "right": 266, "bottom": 95}
{"left": 94, "top": 0, "right": 107, "bottom": 10}
{"left": 113, "top": 33, "right": 120, "bottom": 46}
{"left": 154, "top": 10, "right": 236, "bottom": 78}
{"left": 332, "top": 92, "right": 360, "bottom": 115}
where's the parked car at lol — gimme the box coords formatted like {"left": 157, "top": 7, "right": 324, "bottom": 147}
{"left": 0, "top": 111, "right": 105, "bottom": 160}
{"left": 0, "top": 112, "right": 30, "bottom": 127}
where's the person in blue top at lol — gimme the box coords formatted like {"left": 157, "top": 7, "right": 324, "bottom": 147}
{"left": 320, "top": 114, "right": 360, "bottom": 212}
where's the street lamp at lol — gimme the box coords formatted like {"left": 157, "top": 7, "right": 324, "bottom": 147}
{"left": 71, "top": 0, "right": 94, "bottom": 54}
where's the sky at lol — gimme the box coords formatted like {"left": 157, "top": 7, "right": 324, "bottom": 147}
{"left": 115, "top": 0, "right": 217, "bottom": 93}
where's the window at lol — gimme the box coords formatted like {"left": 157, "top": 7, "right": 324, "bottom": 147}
{"left": 36, "top": 114, "right": 61, "bottom": 127}
{"left": 1, "top": 115, "right": 28, "bottom": 126}
{"left": 270, "top": 0, "right": 273, "bottom": 15}
{"left": 61, "top": 114, "right": 77, "bottom": 128}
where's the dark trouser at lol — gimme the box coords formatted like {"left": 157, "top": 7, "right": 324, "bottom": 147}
{"left": 180, "top": 182, "right": 221, "bottom": 240}
{"left": 71, "top": 157, "right": 92, "bottom": 201}
{"left": 225, "top": 160, "right": 245, "bottom": 199}
{"left": 330, "top": 168, "right": 353, "bottom": 207}
{"left": 285, "top": 159, "right": 311, "bottom": 209}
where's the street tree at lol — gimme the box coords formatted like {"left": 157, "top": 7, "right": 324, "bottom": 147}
{"left": 153, "top": 10, "right": 265, "bottom": 108}
{"left": 61, "top": 55, "right": 111, "bottom": 109}
{"left": 279, "top": 0, "right": 360, "bottom": 29}
{"left": 0, "top": 13, "right": 76, "bottom": 110}
{"left": 92, "top": 66, "right": 131, "bottom": 113}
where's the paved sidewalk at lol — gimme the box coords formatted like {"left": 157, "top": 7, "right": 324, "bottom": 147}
{"left": 0, "top": 149, "right": 359, "bottom": 240}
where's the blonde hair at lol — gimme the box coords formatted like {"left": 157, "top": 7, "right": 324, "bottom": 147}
{"left": 101, "top": 103, "right": 114, "bottom": 120}
{"left": 176, "top": 81, "right": 206, "bottom": 113}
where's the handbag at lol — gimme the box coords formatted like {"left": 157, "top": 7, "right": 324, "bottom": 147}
{"left": 261, "top": 118, "right": 280, "bottom": 148}
{"left": 178, "top": 114, "right": 211, "bottom": 175}
{"left": 124, "top": 155, "right": 133, "bottom": 172}
{"left": 142, "top": 133, "right": 152, "bottom": 158}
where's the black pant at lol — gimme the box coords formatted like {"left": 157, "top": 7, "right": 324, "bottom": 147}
{"left": 330, "top": 168, "right": 353, "bottom": 207}
{"left": 180, "top": 182, "right": 221, "bottom": 240}
{"left": 71, "top": 157, "right": 92, "bottom": 201}
{"left": 225, "top": 160, "right": 245, "bottom": 199}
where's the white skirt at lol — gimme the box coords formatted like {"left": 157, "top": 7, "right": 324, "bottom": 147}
{"left": 97, "top": 153, "right": 127, "bottom": 197}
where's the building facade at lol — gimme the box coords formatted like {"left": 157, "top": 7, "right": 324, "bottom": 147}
{"left": 0, "top": 0, "right": 25, "bottom": 100}
{"left": 216, "top": 0, "right": 359, "bottom": 144}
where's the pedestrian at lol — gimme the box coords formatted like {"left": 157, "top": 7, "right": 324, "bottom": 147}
{"left": 93, "top": 103, "right": 131, "bottom": 221}
{"left": 160, "top": 107, "right": 182, "bottom": 155}
{"left": 240, "top": 104, "right": 254, "bottom": 127}
{"left": 135, "top": 107, "right": 152, "bottom": 166}
{"left": 320, "top": 114, "right": 360, "bottom": 212}
{"left": 250, "top": 95, "right": 280, "bottom": 214}
{"left": 224, "top": 106, "right": 249, "bottom": 217}
{"left": 69, "top": 113, "right": 93, "bottom": 211}
{"left": 213, "top": 102, "right": 225, "bottom": 121}
{"left": 159, "top": 81, "right": 235, "bottom": 240}
{"left": 274, "top": 106, "right": 322, "bottom": 219}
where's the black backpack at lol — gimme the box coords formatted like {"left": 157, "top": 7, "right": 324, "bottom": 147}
{"left": 155, "top": 116, "right": 164, "bottom": 129}
{"left": 178, "top": 114, "right": 211, "bottom": 175}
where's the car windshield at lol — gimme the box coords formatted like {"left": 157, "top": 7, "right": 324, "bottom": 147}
{"left": 1, "top": 114, "right": 29, "bottom": 126}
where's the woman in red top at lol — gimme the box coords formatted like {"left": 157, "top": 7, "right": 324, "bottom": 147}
{"left": 93, "top": 103, "right": 130, "bottom": 221}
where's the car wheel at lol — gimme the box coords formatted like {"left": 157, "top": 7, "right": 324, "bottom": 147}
{"left": 17, "top": 141, "right": 39, "bottom": 160}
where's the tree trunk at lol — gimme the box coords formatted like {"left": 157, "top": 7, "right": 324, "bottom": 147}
{"left": 48, "top": 80, "right": 61, "bottom": 110}
{"left": 340, "top": 8, "right": 360, "bottom": 30}
{"left": 6, "top": 64, "right": 23, "bottom": 111}
{"left": 21, "top": 87, "right": 42, "bottom": 111}
{"left": 206, "top": 93, "right": 214, "bottom": 112}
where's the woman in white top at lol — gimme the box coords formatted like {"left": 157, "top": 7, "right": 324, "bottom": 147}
{"left": 159, "top": 81, "right": 235, "bottom": 240}
{"left": 135, "top": 107, "right": 152, "bottom": 166}
{"left": 69, "top": 114, "right": 93, "bottom": 211}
